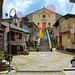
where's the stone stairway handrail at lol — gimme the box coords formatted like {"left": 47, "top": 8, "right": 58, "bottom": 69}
{"left": 46, "top": 29, "right": 52, "bottom": 49}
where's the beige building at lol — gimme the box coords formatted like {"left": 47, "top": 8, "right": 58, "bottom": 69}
{"left": 27, "top": 7, "right": 62, "bottom": 28}
{"left": 54, "top": 14, "right": 75, "bottom": 50}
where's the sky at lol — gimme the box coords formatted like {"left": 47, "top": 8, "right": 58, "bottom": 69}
{"left": 3, "top": 0, "right": 75, "bottom": 19}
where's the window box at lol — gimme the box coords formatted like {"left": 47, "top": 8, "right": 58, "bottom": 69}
{"left": 17, "top": 51, "right": 23, "bottom": 54}
{"left": 23, "top": 51, "right": 29, "bottom": 55}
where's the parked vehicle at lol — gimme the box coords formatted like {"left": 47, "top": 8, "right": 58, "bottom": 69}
{"left": 66, "top": 48, "right": 75, "bottom": 53}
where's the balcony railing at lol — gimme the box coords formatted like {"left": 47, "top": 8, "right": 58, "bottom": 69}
{"left": 71, "top": 38, "right": 75, "bottom": 43}
{"left": 15, "top": 39, "right": 24, "bottom": 42}
{"left": 59, "top": 27, "right": 71, "bottom": 33}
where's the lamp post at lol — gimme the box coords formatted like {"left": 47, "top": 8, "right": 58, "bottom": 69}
{"left": 6, "top": 8, "right": 16, "bottom": 72}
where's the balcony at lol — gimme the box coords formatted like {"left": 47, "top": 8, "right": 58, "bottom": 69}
{"left": 15, "top": 39, "right": 24, "bottom": 42}
{"left": 71, "top": 38, "right": 75, "bottom": 44}
{"left": 59, "top": 27, "right": 71, "bottom": 33}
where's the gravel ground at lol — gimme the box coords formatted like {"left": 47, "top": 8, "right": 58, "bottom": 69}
{"left": 1, "top": 50, "right": 75, "bottom": 75}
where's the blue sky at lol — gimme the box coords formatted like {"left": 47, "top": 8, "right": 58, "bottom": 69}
{"left": 3, "top": 0, "right": 75, "bottom": 19}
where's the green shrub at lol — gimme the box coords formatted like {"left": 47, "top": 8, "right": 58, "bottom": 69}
{"left": 30, "top": 47, "right": 33, "bottom": 49}
{"left": 23, "top": 51, "right": 29, "bottom": 54}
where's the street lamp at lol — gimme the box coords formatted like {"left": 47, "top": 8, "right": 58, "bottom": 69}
{"left": 5, "top": 8, "right": 16, "bottom": 72}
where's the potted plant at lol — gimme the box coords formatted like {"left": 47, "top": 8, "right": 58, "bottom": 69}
{"left": 23, "top": 51, "right": 29, "bottom": 55}
{"left": 2, "top": 65, "right": 7, "bottom": 68}
{"left": 0, "top": 65, "right": 2, "bottom": 68}
{"left": 71, "top": 56, "right": 75, "bottom": 67}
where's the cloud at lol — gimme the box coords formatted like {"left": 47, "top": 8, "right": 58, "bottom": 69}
{"left": 70, "top": 3, "right": 75, "bottom": 14}
{"left": 45, "top": 0, "right": 71, "bottom": 15}
{"left": 3, "top": 0, "right": 32, "bottom": 18}
{"left": 56, "top": 0, "right": 67, "bottom": 15}
{"left": 3, "top": 0, "right": 75, "bottom": 19}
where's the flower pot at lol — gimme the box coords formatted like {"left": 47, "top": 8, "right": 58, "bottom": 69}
{"left": 0, "top": 53, "right": 1, "bottom": 55}
{"left": 0, "top": 66, "right": 2, "bottom": 68}
{"left": 3, "top": 66, "right": 7, "bottom": 68}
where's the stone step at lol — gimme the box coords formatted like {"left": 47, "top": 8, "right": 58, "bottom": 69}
{"left": 40, "top": 40, "right": 48, "bottom": 42}
{"left": 39, "top": 46, "right": 49, "bottom": 48}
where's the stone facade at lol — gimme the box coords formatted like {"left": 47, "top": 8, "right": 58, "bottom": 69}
{"left": 27, "top": 8, "right": 62, "bottom": 28}
{"left": 54, "top": 14, "right": 75, "bottom": 49}
{"left": 1, "top": 18, "right": 27, "bottom": 54}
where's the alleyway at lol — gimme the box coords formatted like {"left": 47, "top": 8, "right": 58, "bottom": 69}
{"left": 2, "top": 50, "right": 75, "bottom": 75}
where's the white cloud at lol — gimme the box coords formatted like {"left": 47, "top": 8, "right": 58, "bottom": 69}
{"left": 45, "top": 0, "right": 70, "bottom": 15}
{"left": 3, "top": 0, "right": 32, "bottom": 18}
{"left": 70, "top": 3, "right": 75, "bottom": 14}
{"left": 56, "top": 0, "right": 68, "bottom": 15}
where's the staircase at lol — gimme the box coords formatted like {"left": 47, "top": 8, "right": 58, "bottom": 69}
{"left": 39, "top": 30, "right": 51, "bottom": 52}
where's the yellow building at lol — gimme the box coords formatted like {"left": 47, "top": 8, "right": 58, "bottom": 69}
{"left": 54, "top": 14, "right": 75, "bottom": 50}
{"left": 27, "top": 7, "right": 62, "bottom": 28}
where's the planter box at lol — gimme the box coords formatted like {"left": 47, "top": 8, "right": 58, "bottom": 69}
{"left": 23, "top": 53, "right": 29, "bottom": 55}
{"left": 17, "top": 51, "right": 23, "bottom": 54}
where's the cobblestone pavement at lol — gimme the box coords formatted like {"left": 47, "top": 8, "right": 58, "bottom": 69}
{"left": 1, "top": 50, "right": 75, "bottom": 75}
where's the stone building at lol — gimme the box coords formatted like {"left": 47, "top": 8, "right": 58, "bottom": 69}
{"left": 27, "top": 7, "right": 62, "bottom": 28}
{"left": 1, "top": 17, "right": 28, "bottom": 54}
{"left": 20, "top": 17, "right": 39, "bottom": 47}
{"left": 53, "top": 14, "right": 75, "bottom": 50}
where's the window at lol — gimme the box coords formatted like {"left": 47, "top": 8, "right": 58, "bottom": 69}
{"left": 16, "top": 33, "right": 22, "bottom": 39}
{"left": 30, "top": 35, "right": 31, "bottom": 38}
{"left": 43, "top": 10, "right": 45, "bottom": 12}
{"left": 49, "top": 23, "right": 50, "bottom": 25}
{"left": 49, "top": 23, "right": 50, "bottom": 27}
{"left": 38, "top": 23, "right": 39, "bottom": 25}
{"left": 34, "top": 28, "right": 36, "bottom": 31}
{"left": 59, "top": 26, "right": 61, "bottom": 32}
{"left": 17, "top": 46, "right": 20, "bottom": 51}
{"left": 42, "top": 15, "right": 46, "bottom": 18}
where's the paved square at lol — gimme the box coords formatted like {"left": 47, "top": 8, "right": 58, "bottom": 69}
{"left": 1, "top": 50, "right": 75, "bottom": 75}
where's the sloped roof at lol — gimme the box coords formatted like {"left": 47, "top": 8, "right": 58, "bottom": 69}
{"left": 2, "top": 21, "right": 29, "bottom": 33}
{"left": 26, "top": 7, "right": 62, "bottom": 16}
{"left": 53, "top": 14, "right": 75, "bottom": 27}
